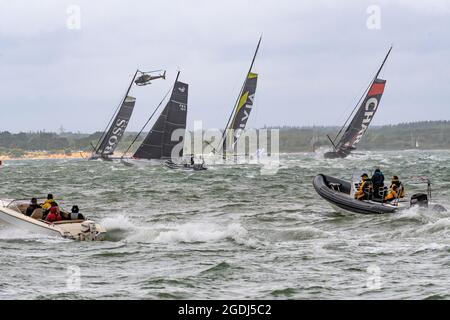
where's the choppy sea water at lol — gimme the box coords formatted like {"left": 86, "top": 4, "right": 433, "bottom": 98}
{"left": 1, "top": 150, "right": 450, "bottom": 300}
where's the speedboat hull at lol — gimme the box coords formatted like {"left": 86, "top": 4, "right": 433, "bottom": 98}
{"left": 0, "top": 199, "right": 106, "bottom": 240}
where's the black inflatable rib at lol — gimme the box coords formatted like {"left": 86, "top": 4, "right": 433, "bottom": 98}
{"left": 313, "top": 174, "right": 399, "bottom": 214}
{"left": 165, "top": 161, "right": 207, "bottom": 171}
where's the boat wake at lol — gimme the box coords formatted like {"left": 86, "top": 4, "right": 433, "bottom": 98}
{"left": 100, "top": 215, "right": 253, "bottom": 246}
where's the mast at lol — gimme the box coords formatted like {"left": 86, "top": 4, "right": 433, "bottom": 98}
{"left": 331, "top": 46, "right": 392, "bottom": 146}
{"left": 132, "top": 72, "right": 188, "bottom": 161}
{"left": 159, "top": 71, "right": 181, "bottom": 155}
{"left": 120, "top": 87, "right": 172, "bottom": 159}
{"left": 374, "top": 45, "right": 392, "bottom": 79}
{"left": 220, "top": 36, "right": 262, "bottom": 154}
{"left": 93, "top": 69, "right": 139, "bottom": 155}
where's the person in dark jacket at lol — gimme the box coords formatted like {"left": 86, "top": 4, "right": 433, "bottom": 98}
{"left": 25, "top": 198, "right": 41, "bottom": 217}
{"left": 371, "top": 168, "right": 385, "bottom": 199}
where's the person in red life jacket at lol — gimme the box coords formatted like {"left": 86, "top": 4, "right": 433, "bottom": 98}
{"left": 46, "top": 204, "right": 62, "bottom": 222}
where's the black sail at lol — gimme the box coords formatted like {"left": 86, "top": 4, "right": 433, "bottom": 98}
{"left": 220, "top": 37, "right": 261, "bottom": 156}
{"left": 324, "top": 46, "right": 392, "bottom": 159}
{"left": 133, "top": 81, "right": 188, "bottom": 160}
{"left": 96, "top": 95, "right": 136, "bottom": 156}
{"left": 227, "top": 72, "right": 258, "bottom": 148}
{"left": 334, "top": 78, "right": 386, "bottom": 155}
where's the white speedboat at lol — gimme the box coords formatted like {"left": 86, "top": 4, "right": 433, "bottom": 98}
{"left": 0, "top": 199, "right": 106, "bottom": 241}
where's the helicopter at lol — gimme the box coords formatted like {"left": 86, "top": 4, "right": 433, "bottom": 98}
{"left": 134, "top": 70, "right": 166, "bottom": 86}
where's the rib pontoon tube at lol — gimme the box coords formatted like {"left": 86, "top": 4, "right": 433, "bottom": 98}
{"left": 313, "top": 174, "right": 401, "bottom": 214}
{"left": 164, "top": 161, "right": 207, "bottom": 171}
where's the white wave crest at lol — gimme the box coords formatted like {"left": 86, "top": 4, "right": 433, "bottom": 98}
{"left": 101, "top": 214, "right": 135, "bottom": 231}
{"left": 152, "top": 222, "right": 248, "bottom": 244}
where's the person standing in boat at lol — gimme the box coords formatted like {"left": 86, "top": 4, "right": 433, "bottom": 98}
{"left": 355, "top": 173, "right": 373, "bottom": 201}
{"left": 371, "top": 168, "right": 385, "bottom": 199}
{"left": 190, "top": 154, "right": 195, "bottom": 166}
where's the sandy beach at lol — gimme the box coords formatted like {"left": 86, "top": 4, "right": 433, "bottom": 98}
{"left": 1, "top": 151, "right": 91, "bottom": 161}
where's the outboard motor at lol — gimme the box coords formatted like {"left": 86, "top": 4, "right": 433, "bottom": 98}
{"left": 80, "top": 221, "right": 97, "bottom": 241}
{"left": 410, "top": 193, "right": 428, "bottom": 208}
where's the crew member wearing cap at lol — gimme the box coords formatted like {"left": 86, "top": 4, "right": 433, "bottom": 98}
{"left": 355, "top": 173, "right": 373, "bottom": 201}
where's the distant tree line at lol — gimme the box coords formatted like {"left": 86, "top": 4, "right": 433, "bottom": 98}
{"left": 1, "top": 121, "right": 450, "bottom": 157}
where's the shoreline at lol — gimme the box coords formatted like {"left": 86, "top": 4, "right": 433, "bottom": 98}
{"left": 1, "top": 148, "right": 449, "bottom": 162}
{"left": 1, "top": 151, "right": 91, "bottom": 161}
{"left": 0, "top": 151, "right": 137, "bottom": 161}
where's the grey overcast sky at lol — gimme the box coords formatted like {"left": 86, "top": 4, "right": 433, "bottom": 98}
{"left": 1, "top": 0, "right": 449, "bottom": 133}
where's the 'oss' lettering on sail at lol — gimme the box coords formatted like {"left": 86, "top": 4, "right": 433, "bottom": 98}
{"left": 104, "top": 119, "right": 128, "bottom": 153}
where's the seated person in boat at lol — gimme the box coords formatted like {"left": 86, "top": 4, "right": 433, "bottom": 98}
{"left": 371, "top": 168, "right": 385, "bottom": 199}
{"left": 355, "top": 173, "right": 373, "bottom": 201}
{"left": 391, "top": 175, "right": 405, "bottom": 197}
{"left": 71, "top": 205, "right": 85, "bottom": 220}
{"left": 25, "top": 197, "right": 41, "bottom": 217}
{"left": 385, "top": 176, "right": 405, "bottom": 201}
{"left": 384, "top": 184, "right": 399, "bottom": 202}
{"left": 46, "top": 204, "right": 62, "bottom": 222}
{"left": 42, "top": 194, "right": 58, "bottom": 210}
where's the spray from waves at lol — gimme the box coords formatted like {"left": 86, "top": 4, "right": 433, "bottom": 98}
{"left": 101, "top": 214, "right": 136, "bottom": 230}
{"left": 312, "top": 147, "right": 328, "bottom": 159}
{"left": 100, "top": 214, "right": 136, "bottom": 241}
{"left": 414, "top": 217, "right": 450, "bottom": 236}
{"left": 100, "top": 215, "right": 254, "bottom": 246}
{"left": 384, "top": 205, "right": 450, "bottom": 239}
{"left": 391, "top": 205, "right": 450, "bottom": 224}
{"left": 151, "top": 222, "right": 249, "bottom": 244}
{"left": 110, "top": 166, "right": 128, "bottom": 171}
{"left": 390, "top": 206, "right": 433, "bottom": 224}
